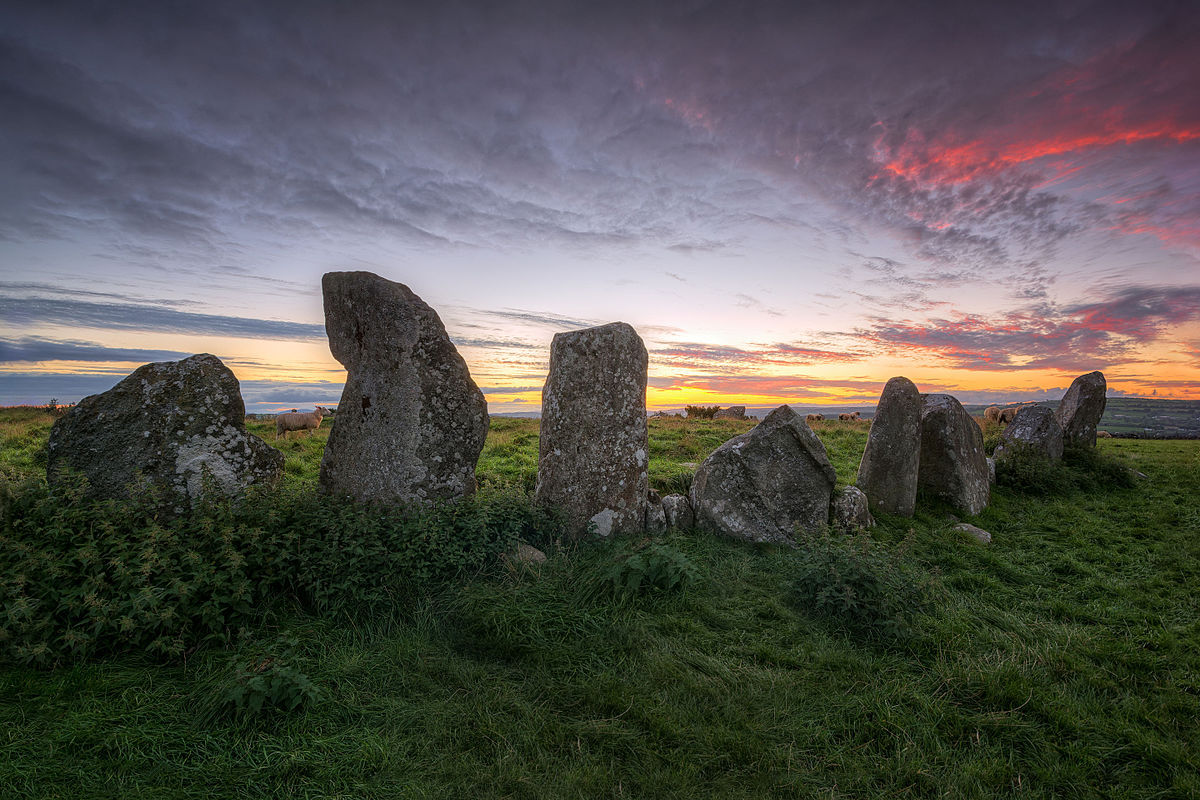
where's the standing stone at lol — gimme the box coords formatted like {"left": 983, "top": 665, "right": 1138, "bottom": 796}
{"left": 536, "top": 322, "right": 648, "bottom": 538}
{"left": 1056, "top": 371, "right": 1107, "bottom": 448}
{"left": 46, "top": 354, "right": 282, "bottom": 502}
{"left": 994, "top": 405, "right": 1065, "bottom": 462}
{"left": 714, "top": 405, "right": 747, "bottom": 420}
{"left": 856, "top": 377, "right": 922, "bottom": 517}
{"left": 319, "top": 271, "right": 488, "bottom": 503}
{"left": 918, "top": 394, "right": 990, "bottom": 516}
{"left": 690, "top": 405, "right": 836, "bottom": 544}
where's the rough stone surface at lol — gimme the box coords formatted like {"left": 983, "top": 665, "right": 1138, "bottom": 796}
{"left": 714, "top": 405, "right": 747, "bottom": 420}
{"left": 986, "top": 457, "right": 996, "bottom": 485}
{"left": 661, "top": 493, "right": 694, "bottom": 529}
{"left": 918, "top": 394, "right": 990, "bottom": 516}
{"left": 952, "top": 522, "right": 992, "bottom": 545}
{"left": 318, "top": 271, "right": 488, "bottom": 503}
{"left": 535, "top": 322, "right": 648, "bottom": 538}
{"left": 690, "top": 405, "right": 836, "bottom": 544}
{"left": 1056, "top": 371, "right": 1107, "bottom": 448}
{"left": 856, "top": 376, "right": 922, "bottom": 517}
{"left": 994, "top": 405, "right": 1065, "bottom": 462}
{"left": 46, "top": 354, "right": 282, "bottom": 502}
{"left": 831, "top": 486, "right": 875, "bottom": 532}
{"left": 645, "top": 491, "right": 667, "bottom": 533}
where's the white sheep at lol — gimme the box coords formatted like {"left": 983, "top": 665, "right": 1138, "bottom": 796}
{"left": 275, "top": 406, "right": 328, "bottom": 440}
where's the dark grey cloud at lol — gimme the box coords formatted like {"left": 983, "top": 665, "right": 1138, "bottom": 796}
{"left": 0, "top": 296, "right": 325, "bottom": 340}
{"left": 0, "top": 337, "right": 191, "bottom": 363}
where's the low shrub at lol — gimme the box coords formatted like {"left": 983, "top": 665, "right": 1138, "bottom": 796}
{"left": 791, "top": 528, "right": 934, "bottom": 639}
{"left": 0, "top": 476, "right": 562, "bottom": 666}
{"left": 684, "top": 405, "right": 719, "bottom": 419}
{"left": 578, "top": 538, "right": 698, "bottom": 604}
{"left": 207, "top": 636, "right": 323, "bottom": 720}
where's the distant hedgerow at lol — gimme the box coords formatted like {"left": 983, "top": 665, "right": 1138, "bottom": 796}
{"left": 684, "top": 405, "right": 720, "bottom": 419}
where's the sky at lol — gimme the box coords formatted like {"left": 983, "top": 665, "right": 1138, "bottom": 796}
{"left": 2, "top": 0, "right": 1199, "bottom": 413}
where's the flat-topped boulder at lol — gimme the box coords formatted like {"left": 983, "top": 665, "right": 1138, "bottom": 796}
{"left": 714, "top": 406, "right": 747, "bottom": 420}
{"left": 917, "top": 394, "right": 990, "bottom": 516}
{"left": 536, "top": 322, "right": 649, "bottom": 538}
{"left": 690, "top": 405, "right": 836, "bottom": 544}
{"left": 46, "top": 354, "right": 282, "bottom": 502}
{"left": 318, "top": 271, "right": 488, "bottom": 503}
{"left": 1056, "top": 371, "right": 1107, "bottom": 448}
{"left": 994, "top": 405, "right": 1064, "bottom": 462}
{"left": 856, "top": 376, "right": 922, "bottom": 517}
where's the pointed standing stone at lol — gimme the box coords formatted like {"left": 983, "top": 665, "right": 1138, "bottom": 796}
{"left": 318, "top": 271, "right": 488, "bottom": 503}
{"left": 856, "top": 377, "right": 922, "bottom": 517}
{"left": 690, "top": 405, "right": 836, "bottom": 544}
{"left": 535, "top": 322, "right": 649, "bottom": 538}
{"left": 46, "top": 354, "right": 282, "bottom": 502}
{"left": 1056, "top": 371, "right": 1107, "bottom": 448}
{"left": 917, "top": 394, "right": 990, "bottom": 516}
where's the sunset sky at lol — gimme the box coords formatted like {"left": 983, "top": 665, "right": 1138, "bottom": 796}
{"left": 2, "top": 1, "right": 1199, "bottom": 413}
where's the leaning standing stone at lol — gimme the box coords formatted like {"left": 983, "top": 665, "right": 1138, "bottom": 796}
{"left": 319, "top": 271, "right": 488, "bottom": 503}
{"left": 917, "top": 394, "right": 990, "bottom": 516}
{"left": 856, "top": 376, "right": 922, "bottom": 517}
{"left": 1056, "top": 371, "right": 1107, "bottom": 448}
{"left": 46, "top": 354, "right": 282, "bottom": 502}
{"left": 994, "top": 405, "right": 1064, "bottom": 462}
{"left": 535, "top": 322, "right": 649, "bottom": 538}
{"left": 690, "top": 405, "right": 836, "bottom": 544}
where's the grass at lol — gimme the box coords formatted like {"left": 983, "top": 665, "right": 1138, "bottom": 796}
{"left": 2, "top": 409, "right": 1199, "bottom": 797}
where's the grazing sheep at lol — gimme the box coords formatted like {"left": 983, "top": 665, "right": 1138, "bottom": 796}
{"left": 1097, "top": 430, "right": 1113, "bottom": 438}
{"left": 838, "top": 413, "right": 853, "bottom": 421}
{"left": 805, "top": 413, "right": 824, "bottom": 422}
{"left": 276, "top": 406, "right": 328, "bottom": 440}
{"left": 999, "top": 406, "right": 1020, "bottom": 424}
{"left": 984, "top": 406, "right": 1002, "bottom": 422}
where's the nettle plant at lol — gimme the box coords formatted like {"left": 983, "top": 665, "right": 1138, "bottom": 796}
{"left": 580, "top": 538, "right": 698, "bottom": 603}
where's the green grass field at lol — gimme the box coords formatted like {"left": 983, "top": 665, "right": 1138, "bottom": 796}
{"left": 2, "top": 408, "right": 1198, "bottom": 798}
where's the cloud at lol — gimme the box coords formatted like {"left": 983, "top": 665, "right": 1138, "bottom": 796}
{"left": 859, "top": 284, "right": 1200, "bottom": 371}
{"left": 0, "top": 296, "right": 326, "bottom": 340}
{"left": 0, "top": 337, "right": 192, "bottom": 364}
{"left": 479, "top": 386, "right": 541, "bottom": 395}
{"left": 651, "top": 341, "right": 865, "bottom": 374}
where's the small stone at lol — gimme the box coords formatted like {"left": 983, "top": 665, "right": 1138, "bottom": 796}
{"left": 645, "top": 493, "right": 668, "bottom": 533}
{"left": 661, "top": 494, "right": 694, "bottom": 529}
{"left": 952, "top": 522, "right": 991, "bottom": 545}
{"left": 830, "top": 486, "right": 874, "bottom": 532}
{"left": 714, "top": 405, "right": 747, "bottom": 420}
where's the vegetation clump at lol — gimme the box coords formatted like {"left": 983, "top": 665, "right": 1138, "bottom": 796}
{"left": 684, "top": 404, "right": 720, "bottom": 419}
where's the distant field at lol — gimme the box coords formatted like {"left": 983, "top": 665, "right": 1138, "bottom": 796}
{"left": 3, "top": 408, "right": 1199, "bottom": 797}
{"left": 962, "top": 397, "right": 1200, "bottom": 439}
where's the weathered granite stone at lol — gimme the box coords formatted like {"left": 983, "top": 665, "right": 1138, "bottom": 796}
{"left": 952, "top": 522, "right": 991, "bottom": 545}
{"left": 535, "top": 322, "right": 648, "bottom": 538}
{"left": 1056, "top": 371, "right": 1107, "bottom": 448}
{"left": 661, "top": 493, "right": 694, "bottom": 529}
{"left": 831, "top": 486, "right": 875, "bottom": 532}
{"left": 646, "top": 490, "right": 667, "bottom": 533}
{"left": 46, "top": 354, "right": 282, "bottom": 502}
{"left": 994, "top": 405, "right": 1064, "bottom": 462}
{"left": 690, "top": 405, "right": 836, "bottom": 544}
{"left": 986, "top": 457, "right": 996, "bottom": 485}
{"left": 318, "top": 271, "right": 488, "bottom": 503}
{"left": 714, "top": 405, "right": 747, "bottom": 420}
{"left": 918, "top": 394, "right": 990, "bottom": 516}
{"left": 856, "top": 376, "right": 922, "bottom": 517}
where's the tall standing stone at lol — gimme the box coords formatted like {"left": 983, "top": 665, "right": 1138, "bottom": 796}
{"left": 536, "top": 322, "right": 649, "bottom": 538}
{"left": 856, "top": 376, "right": 922, "bottom": 517}
{"left": 1056, "top": 371, "right": 1107, "bottom": 448}
{"left": 917, "top": 394, "right": 990, "bottom": 516}
{"left": 319, "top": 271, "right": 488, "bottom": 503}
{"left": 994, "top": 405, "right": 1064, "bottom": 462}
{"left": 46, "top": 354, "right": 282, "bottom": 502}
{"left": 690, "top": 405, "right": 836, "bottom": 544}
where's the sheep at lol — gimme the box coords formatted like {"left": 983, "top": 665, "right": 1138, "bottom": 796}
{"left": 998, "top": 406, "right": 1021, "bottom": 424}
{"left": 838, "top": 413, "right": 853, "bottom": 421}
{"left": 805, "top": 413, "right": 824, "bottom": 422}
{"left": 276, "top": 406, "right": 328, "bottom": 440}
{"left": 984, "top": 406, "right": 1002, "bottom": 423}
{"left": 1097, "top": 430, "right": 1113, "bottom": 438}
